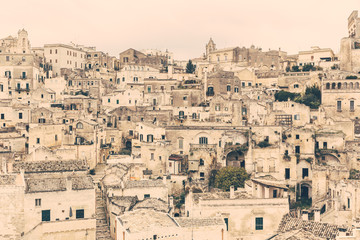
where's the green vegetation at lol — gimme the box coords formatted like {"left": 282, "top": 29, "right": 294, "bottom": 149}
{"left": 89, "top": 169, "right": 95, "bottom": 175}
{"left": 119, "top": 148, "right": 131, "bottom": 155}
{"left": 274, "top": 85, "right": 321, "bottom": 109}
{"left": 186, "top": 60, "right": 196, "bottom": 73}
{"left": 174, "top": 191, "right": 186, "bottom": 209}
{"left": 346, "top": 75, "right": 358, "bottom": 79}
{"left": 349, "top": 169, "right": 360, "bottom": 179}
{"left": 257, "top": 141, "right": 271, "bottom": 148}
{"left": 290, "top": 198, "right": 312, "bottom": 209}
{"left": 214, "top": 166, "right": 250, "bottom": 191}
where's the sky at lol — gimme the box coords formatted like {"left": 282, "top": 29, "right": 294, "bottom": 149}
{"left": 1, "top": 0, "right": 359, "bottom": 60}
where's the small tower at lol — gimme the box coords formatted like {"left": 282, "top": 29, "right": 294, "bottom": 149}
{"left": 17, "top": 29, "right": 30, "bottom": 53}
{"left": 206, "top": 38, "right": 216, "bottom": 57}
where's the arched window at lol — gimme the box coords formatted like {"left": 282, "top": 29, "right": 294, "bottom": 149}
{"left": 326, "top": 83, "right": 330, "bottom": 89}
{"left": 227, "top": 85, "right": 231, "bottom": 92}
{"left": 356, "top": 82, "right": 359, "bottom": 89}
{"left": 179, "top": 111, "right": 184, "bottom": 119}
{"left": 337, "top": 83, "right": 341, "bottom": 89}
{"left": 200, "top": 158, "right": 204, "bottom": 166}
{"left": 192, "top": 113, "right": 197, "bottom": 119}
{"left": 331, "top": 83, "right": 336, "bottom": 89}
{"left": 199, "top": 137, "right": 208, "bottom": 145}
{"left": 350, "top": 82, "right": 354, "bottom": 89}
{"left": 344, "top": 82, "right": 347, "bottom": 89}
{"left": 140, "top": 134, "right": 143, "bottom": 142}
{"left": 76, "top": 122, "right": 83, "bottom": 129}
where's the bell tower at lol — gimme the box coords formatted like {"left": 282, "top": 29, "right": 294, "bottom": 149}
{"left": 206, "top": 38, "right": 216, "bottom": 57}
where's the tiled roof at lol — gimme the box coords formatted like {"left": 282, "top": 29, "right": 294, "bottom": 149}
{"left": 277, "top": 214, "right": 353, "bottom": 240}
{"left": 13, "top": 160, "right": 88, "bottom": 173}
{"left": 175, "top": 217, "right": 225, "bottom": 228}
{"left": 132, "top": 198, "right": 169, "bottom": 212}
{"left": 117, "top": 209, "right": 178, "bottom": 233}
{"left": 124, "top": 179, "right": 166, "bottom": 189}
{"left": 26, "top": 176, "right": 94, "bottom": 193}
{"left": 0, "top": 175, "right": 17, "bottom": 185}
{"left": 192, "top": 191, "right": 252, "bottom": 204}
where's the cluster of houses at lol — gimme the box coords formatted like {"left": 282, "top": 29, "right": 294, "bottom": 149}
{"left": 3, "top": 10, "right": 360, "bottom": 240}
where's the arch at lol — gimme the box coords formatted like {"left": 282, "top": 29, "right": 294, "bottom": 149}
{"left": 344, "top": 82, "right": 347, "bottom": 89}
{"left": 76, "top": 122, "right": 83, "bottom": 129}
{"left": 192, "top": 113, "right": 197, "bottom": 119}
{"left": 350, "top": 82, "right": 354, "bottom": 89}
{"left": 337, "top": 82, "right": 341, "bottom": 89}
{"left": 226, "top": 150, "right": 245, "bottom": 168}
{"left": 356, "top": 82, "right": 359, "bottom": 89}
{"left": 326, "top": 83, "right": 330, "bottom": 89}
{"left": 331, "top": 83, "right": 336, "bottom": 89}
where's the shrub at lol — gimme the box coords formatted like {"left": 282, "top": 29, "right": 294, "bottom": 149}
{"left": 258, "top": 141, "right": 271, "bottom": 148}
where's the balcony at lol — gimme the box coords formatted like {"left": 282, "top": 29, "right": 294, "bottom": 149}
{"left": 206, "top": 91, "right": 214, "bottom": 96}
{"left": 16, "top": 88, "right": 30, "bottom": 92}
{"left": 190, "top": 143, "right": 217, "bottom": 152}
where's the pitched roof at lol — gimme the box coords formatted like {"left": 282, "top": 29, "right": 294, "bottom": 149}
{"left": 132, "top": 198, "right": 169, "bottom": 212}
{"left": 25, "top": 176, "right": 94, "bottom": 193}
{"left": 13, "top": 160, "right": 88, "bottom": 173}
{"left": 277, "top": 214, "right": 353, "bottom": 239}
{"left": 175, "top": 217, "right": 225, "bottom": 228}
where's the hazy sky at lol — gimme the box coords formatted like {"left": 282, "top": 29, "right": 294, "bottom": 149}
{"left": 1, "top": 0, "right": 359, "bottom": 60}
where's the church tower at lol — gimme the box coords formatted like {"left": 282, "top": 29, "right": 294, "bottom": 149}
{"left": 206, "top": 38, "right": 216, "bottom": 58}
{"left": 17, "top": 29, "right": 30, "bottom": 54}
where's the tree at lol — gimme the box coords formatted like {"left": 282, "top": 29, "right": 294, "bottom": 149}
{"left": 274, "top": 90, "right": 300, "bottom": 102}
{"left": 214, "top": 166, "right": 249, "bottom": 191}
{"left": 186, "top": 60, "right": 196, "bottom": 73}
{"left": 291, "top": 66, "right": 300, "bottom": 72}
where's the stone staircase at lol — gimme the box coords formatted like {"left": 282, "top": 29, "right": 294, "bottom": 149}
{"left": 91, "top": 163, "right": 112, "bottom": 240}
{"left": 96, "top": 190, "right": 112, "bottom": 240}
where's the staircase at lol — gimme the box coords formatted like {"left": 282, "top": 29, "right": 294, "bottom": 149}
{"left": 96, "top": 190, "right": 112, "bottom": 240}
{"left": 91, "top": 163, "right": 112, "bottom": 240}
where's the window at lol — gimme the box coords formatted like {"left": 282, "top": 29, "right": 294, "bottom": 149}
{"left": 147, "top": 134, "right": 154, "bottom": 143}
{"left": 150, "top": 153, "right": 154, "bottom": 160}
{"left": 0, "top": 114, "right": 4, "bottom": 119}
{"left": 147, "top": 86, "right": 151, "bottom": 93}
{"left": 350, "top": 100, "right": 355, "bottom": 112}
{"left": 19, "top": 113, "right": 23, "bottom": 119}
{"left": 41, "top": 94, "right": 44, "bottom": 99}
{"left": 296, "top": 134, "right": 299, "bottom": 139}
{"left": 127, "top": 116, "right": 131, "bottom": 121}
{"left": 42, "top": 210, "right": 50, "bottom": 222}
{"left": 224, "top": 218, "right": 229, "bottom": 231}
{"left": 199, "top": 137, "right": 208, "bottom": 145}
{"left": 140, "top": 134, "right": 143, "bottom": 141}
{"left": 76, "top": 122, "right": 83, "bottom": 129}
{"left": 294, "top": 114, "right": 300, "bottom": 120}
{"left": 183, "top": 96, "right": 187, "bottom": 101}
{"left": 37, "top": 138, "right": 40, "bottom": 144}
{"left": 76, "top": 209, "right": 84, "bottom": 219}
{"left": 200, "top": 159, "right": 204, "bottom": 166}
{"left": 273, "top": 190, "right": 277, "bottom": 198}
{"left": 35, "top": 198, "right": 41, "bottom": 206}
{"left": 144, "top": 194, "right": 150, "bottom": 199}
{"left": 295, "top": 146, "right": 300, "bottom": 154}
{"left": 255, "top": 217, "right": 263, "bottom": 230}
{"left": 215, "top": 105, "right": 220, "bottom": 111}
{"left": 348, "top": 198, "right": 351, "bottom": 209}
{"left": 337, "top": 101, "right": 342, "bottom": 112}
{"left": 234, "top": 87, "right": 239, "bottom": 93}
{"left": 200, "top": 172, "right": 205, "bottom": 177}
{"left": 108, "top": 98, "right": 110, "bottom": 103}
{"left": 179, "top": 138, "right": 183, "bottom": 149}
{"left": 55, "top": 135, "right": 58, "bottom": 141}
{"left": 129, "top": 130, "right": 133, "bottom": 136}
{"left": 6, "top": 56, "right": 10, "bottom": 61}
{"left": 302, "top": 168, "right": 309, "bottom": 179}
{"left": 323, "top": 142, "right": 327, "bottom": 149}
{"left": 285, "top": 168, "right": 290, "bottom": 179}
{"left": 294, "top": 84, "right": 299, "bottom": 88}
{"left": 227, "top": 85, "right": 231, "bottom": 92}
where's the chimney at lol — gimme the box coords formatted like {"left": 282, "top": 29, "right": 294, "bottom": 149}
{"left": 163, "top": 175, "right": 167, "bottom": 185}
{"left": 66, "top": 177, "right": 72, "bottom": 191}
{"left": 2, "top": 158, "right": 7, "bottom": 174}
{"left": 314, "top": 209, "right": 320, "bottom": 222}
{"left": 230, "top": 185, "right": 235, "bottom": 199}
